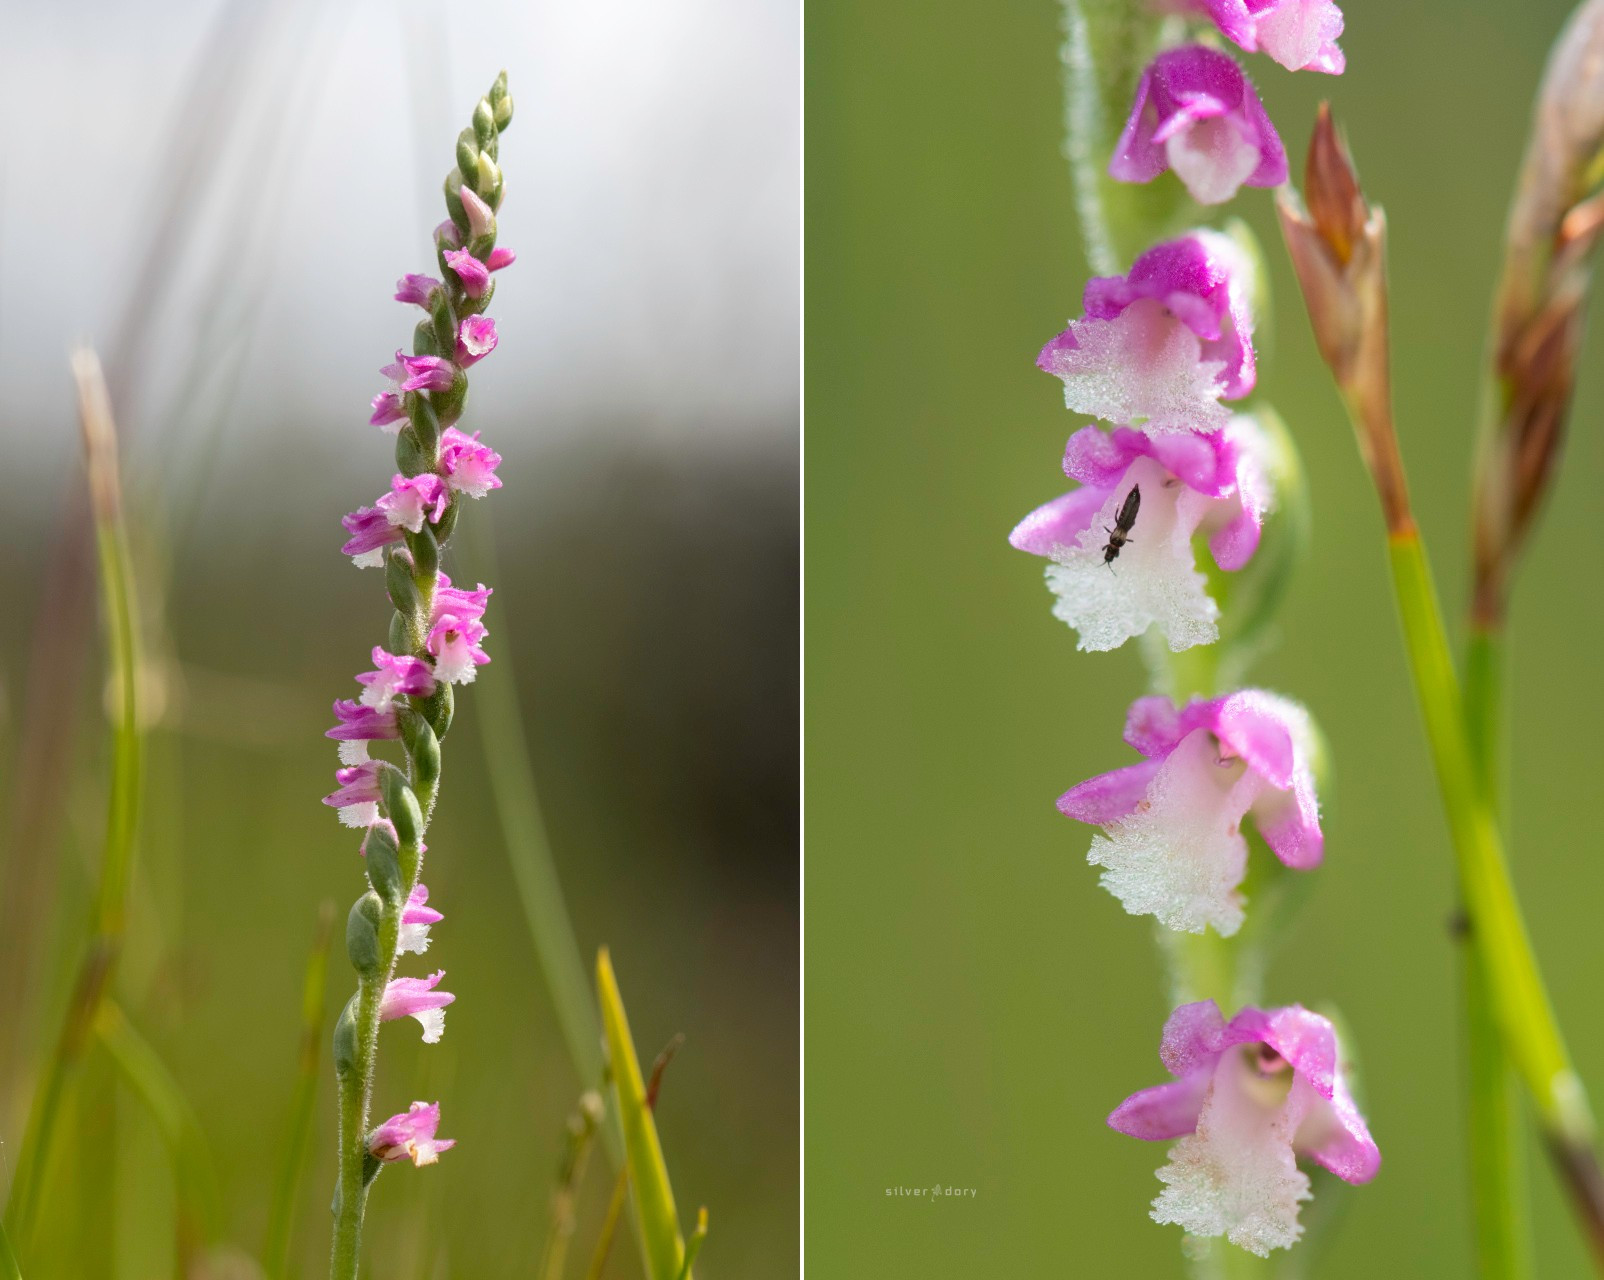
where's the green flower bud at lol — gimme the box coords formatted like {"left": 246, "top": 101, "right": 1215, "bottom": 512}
{"left": 386, "top": 547, "right": 420, "bottom": 616}
{"left": 431, "top": 369, "right": 469, "bottom": 428}
{"left": 412, "top": 318, "right": 441, "bottom": 359}
{"left": 409, "top": 390, "right": 442, "bottom": 454}
{"left": 409, "top": 521, "right": 439, "bottom": 580}
{"left": 387, "top": 610, "right": 409, "bottom": 656}
{"left": 346, "top": 891, "right": 384, "bottom": 976}
{"left": 488, "top": 70, "right": 509, "bottom": 109}
{"left": 475, "top": 153, "right": 501, "bottom": 200}
{"left": 493, "top": 92, "right": 514, "bottom": 132}
{"left": 332, "top": 997, "right": 360, "bottom": 1075}
{"left": 473, "top": 98, "right": 496, "bottom": 149}
{"left": 382, "top": 768, "right": 423, "bottom": 847}
{"left": 433, "top": 499, "right": 460, "bottom": 544}
{"left": 364, "top": 823, "right": 403, "bottom": 904}
{"left": 429, "top": 292, "right": 457, "bottom": 362}
{"left": 443, "top": 169, "right": 468, "bottom": 234}
{"left": 455, "top": 128, "right": 480, "bottom": 187}
{"left": 422, "top": 681, "right": 454, "bottom": 741}
{"left": 394, "top": 425, "right": 430, "bottom": 478}
{"left": 400, "top": 709, "right": 442, "bottom": 788}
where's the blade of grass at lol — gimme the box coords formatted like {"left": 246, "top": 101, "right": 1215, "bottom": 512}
{"left": 463, "top": 513, "right": 614, "bottom": 1161}
{"left": 94, "top": 1000, "right": 222, "bottom": 1263}
{"left": 5, "top": 350, "right": 144, "bottom": 1248}
{"left": 596, "top": 949, "right": 689, "bottom": 1280}
{"left": 582, "top": 1171, "right": 628, "bottom": 1280}
{"left": 0, "top": 1217, "right": 20, "bottom": 1279}
{"left": 262, "top": 902, "right": 336, "bottom": 1279}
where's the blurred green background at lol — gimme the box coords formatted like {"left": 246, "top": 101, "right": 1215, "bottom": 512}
{"left": 0, "top": 1, "right": 797, "bottom": 1276}
{"left": 806, "top": 0, "right": 1604, "bottom": 1275}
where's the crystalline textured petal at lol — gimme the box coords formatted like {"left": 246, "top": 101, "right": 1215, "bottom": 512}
{"left": 1045, "top": 302, "right": 1230, "bottom": 433}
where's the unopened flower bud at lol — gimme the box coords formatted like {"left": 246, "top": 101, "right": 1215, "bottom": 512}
{"left": 456, "top": 128, "right": 480, "bottom": 186}
{"left": 409, "top": 521, "right": 440, "bottom": 581}
{"left": 333, "top": 997, "right": 360, "bottom": 1075}
{"left": 394, "top": 426, "right": 431, "bottom": 479}
{"left": 473, "top": 98, "right": 496, "bottom": 148}
{"left": 364, "top": 823, "right": 403, "bottom": 903}
{"left": 346, "top": 891, "right": 384, "bottom": 976}
{"left": 475, "top": 152, "right": 501, "bottom": 200}
{"left": 1277, "top": 104, "right": 1409, "bottom": 534}
{"left": 493, "top": 92, "right": 514, "bottom": 132}
{"left": 381, "top": 768, "right": 423, "bottom": 846}
{"left": 386, "top": 546, "right": 420, "bottom": 616}
{"left": 399, "top": 709, "right": 442, "bottom": 788}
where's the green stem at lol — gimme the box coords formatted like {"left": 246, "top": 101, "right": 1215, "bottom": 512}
{"left": 1462, "top": 624, "right": 1531, "bottom": 1279}
{"left": 1387, "top": 535, "right": 1583, "bottom": 1129}
{"left": 1387, "top": 532, "right": 1604, "bottom": 1269}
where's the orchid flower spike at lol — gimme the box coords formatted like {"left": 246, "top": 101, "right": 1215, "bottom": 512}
{"left": 1110, "top": 1001, "right": 1378, "bottom": 1256}
{"left": 1059, "top": 690, "right": 1322, "bottom": 936}
{"left": 1112, "top": 46, "right": 1286, "bottom": 205}
{"left": 1194, "top": 0, "right": 1346, "bottom": 74}
{"left": 1037, "top": 231, "right": 1257, "bottom": 432}
{"left": 369, "top": 1101, "right": 456, "bottom": 1167}
{"left": 1009, "top": 417, "right": 1272, "bottom": 653}
{"left": 379, "top": 970, "right": 455, "bottom": 1043}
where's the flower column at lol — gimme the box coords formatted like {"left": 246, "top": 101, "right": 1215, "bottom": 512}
{"left": 324, "top": 73, "right": 514, "bottom": 1280}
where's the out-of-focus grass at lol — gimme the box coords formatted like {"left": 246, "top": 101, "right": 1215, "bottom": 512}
{"left": 0, "top": 432, "right": 797, "bottom": 1278}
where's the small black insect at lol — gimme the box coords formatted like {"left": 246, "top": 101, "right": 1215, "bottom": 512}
{"left": 1101, "top": 484, "right": 1141, "bottom": 567}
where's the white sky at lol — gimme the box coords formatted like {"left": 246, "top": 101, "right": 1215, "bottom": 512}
{"left": 0, "top": 0, "right": 799, "bottom": 490}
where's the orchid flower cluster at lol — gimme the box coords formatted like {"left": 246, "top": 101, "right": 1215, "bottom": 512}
{"left": 1017, "top": 1, "right": 1378, "bottom": 1259}
{"left": 323, "top": 73, "right": 513, "bottom": 1278}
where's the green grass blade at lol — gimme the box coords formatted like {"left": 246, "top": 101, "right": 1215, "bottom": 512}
{"left": 262, "top": 901, "right": 336, "bottom": 1279}
{"left": 596, "top": 949, "right": 688, "bottom": 1280}
{"left": 0, "top": 1215, "right": 21, "bottom": 1279}
{"left": 94, "top": 1000, "right": 222, "bottom": 1257}
{"left": 5, "top": 350, "right": 144, "bottom": 1246}
{"left": 464, "top": 513, "right": 613, "bottom": 1158}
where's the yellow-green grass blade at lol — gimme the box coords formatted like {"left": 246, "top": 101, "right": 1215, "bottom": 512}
{"left": 596, "top": 949, "right": 689, "bottom": 1280}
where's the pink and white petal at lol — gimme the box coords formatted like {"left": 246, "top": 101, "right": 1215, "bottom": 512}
{"left": 1160, "top": 998, "right": 1235, "bottom": 1074}
{"left": 1009, "top": 486, "right": 1112, "bottom": 559}
{"left": 1038, "top": 302, "right": 1231, "bottom": 435}
{"left": 1062, "top": 423, "right": 1143, "bottom": 488}
{"left": 1299, "top": 1077, "right": 1381, "bottom": 1183}
{"left": 1208, "top": 691, "right": 1299, "bottom": 789}
{"left": 1086, "top": 730, "right": 1253, "bottom": 935}
{"left": 1109, "top": 1073, "right": 1211, "bottom": 1140}
{"left": 1123, "top": 694, "right": 1186, "bottom": 759}
{"left": 1166, "top": 113, "right": 1262, "bottom": 205}
{"left": 1043, "top": 458, "right": 1222, "bottom": 653}
{"left": 1151, "top": 1044, "right": 1313, "bottom": 1255}
{"left": 1058, "top": 758, "right": 1163, "bottom": 825}
{"left": 1109, "top": 66, "right": 1168, "bottom": 183}
{"left": 1255, "top": 0, "right": 1346, "bottom": 74}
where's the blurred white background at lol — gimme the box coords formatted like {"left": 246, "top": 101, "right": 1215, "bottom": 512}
{"left": 0, "top": 0, "right": 798, "bottom": 499}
